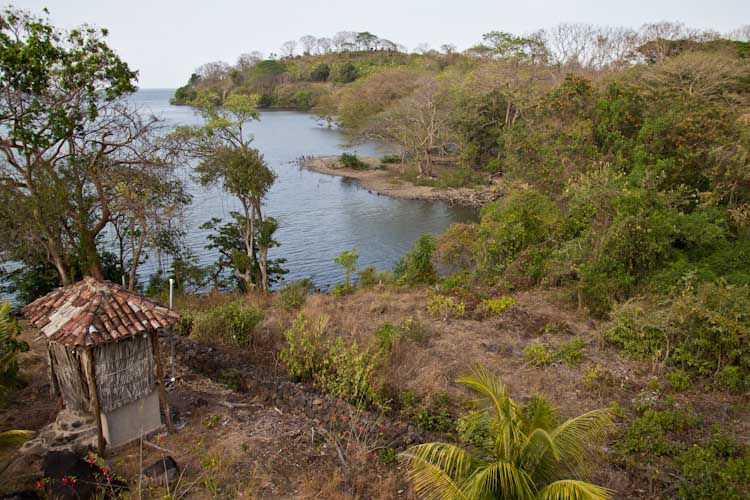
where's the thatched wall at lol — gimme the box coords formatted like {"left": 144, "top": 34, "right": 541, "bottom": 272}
{"left": 49, "top": 343, "right": 90, "bottom": 412}
{"left": 93, "top": 334, "right": 155, "bottom": 413}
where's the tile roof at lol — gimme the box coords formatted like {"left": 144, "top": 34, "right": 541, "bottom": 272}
{"left": 22, "top": 277, "right": 180, "bottom": 347}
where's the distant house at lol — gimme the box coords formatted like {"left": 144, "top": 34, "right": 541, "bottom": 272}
{"left": 23, "top": 277, "right": 179, "bottom": 452}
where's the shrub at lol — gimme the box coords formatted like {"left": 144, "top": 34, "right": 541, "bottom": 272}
{"left": 622, "top": 409, "right": 698, "bottom": 458}
{"left": 332, "top": 248, "right": 358, "bottom": 296}
{"left": 278, "top": 279, "right": 314, "bottom": 310}
{"left": 279, "top": 314, "right": 330, "bottom": 382}
{"left": 374, "top": 322, "right": 398, "bottom": 352}
{"left": 456, "top": 410, "right": 492, "bottom": 449}
{"left": 582, "top": 363, "right": 615, "bottom": 391}
{"left": 380, "top": 154, "right": 401, "bottom": 165}
{"left": 525, "top": 343, "right": 553, "bottom": 366}
{"left": 190, "top": 300, "right": 263, "bottom": 347}
{"left": 339, "top": 153, "right": 368, "bottom": 170}
{"left": 434, "top": 223, "right": 479, "bottom": 275}
{"left": 357, "top": 266, "right": 391, "bottom": 287}
{"left": 606, "top": 282, "right": 750, "bottom": 383}
{"left": 1, "top": 302, "right": 28, "bottom": 401}
{"left": 398, "top": 316, "right": 430, "bottom": 344}
{"left": 309, "top": 63, "right": 330, "bottom": 82}
{"left": 478, "top": 296, "right": 515, "bottom": 317}
{"left": 476, "top": 190, "right": 561, "bottom": 273}
{"left": 334, "top": 62, "right": 358, "bottom": 83}
{"left": 318, "top": 337, "right": 379, "bottom": 407}
{"left": 393, "top": 234, "right": 438, "bottom": 285}
{"left": 280, "top": 313, "right": 381, "bottom": 407}
{"left": 677, "top": 432, "right": 750, "bottom": 500}
{"left": 667, "top": 369, "right": 691, "bottom": 392}
{"left": 427, "top": 294, "right": 466, "bottom": 321}
{"left": 555, "top": 338, "right": 586, "bottom": 366}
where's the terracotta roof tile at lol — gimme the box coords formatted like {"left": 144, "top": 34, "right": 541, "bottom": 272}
{"left": 22, "top": 277, "right": 180, "bottom": 347}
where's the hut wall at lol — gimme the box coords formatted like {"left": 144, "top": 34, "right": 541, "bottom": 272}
{"left": 48, "top": 343, "right": 90, "bottom": 412}
{"left": 93, "top": 334, "right": 155, "bottom": 413}
{"left": 102, "top": 391, "right": 162, "bottom": 448}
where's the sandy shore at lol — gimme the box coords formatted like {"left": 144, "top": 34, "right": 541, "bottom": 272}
{"left": 301, "top": 156, "right": 500, "bottom": 208}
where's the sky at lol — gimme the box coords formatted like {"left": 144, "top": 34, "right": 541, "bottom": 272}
{"left": 13, "top": 0, "right": 750, "bottom": 88}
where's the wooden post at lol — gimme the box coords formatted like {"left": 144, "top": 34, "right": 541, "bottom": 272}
{"left": 85, "top": 348, "right": 106, "bottom": 455}
{"left": 150, "top": 331, "right": 174, "bottom": 433}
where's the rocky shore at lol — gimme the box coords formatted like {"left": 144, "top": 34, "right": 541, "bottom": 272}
{"left": 301, "top": 156, "right": 501, "bottom": 208}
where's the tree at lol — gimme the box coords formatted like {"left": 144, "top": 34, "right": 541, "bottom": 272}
{"left": 333, "top": 31, "right": 355, "bottom": 51}
{"left": 316, "top": 37, "right": 333, "bottom": 54}
{"left": 371, "top": 77, "right": 455, "bottom": 177}
{"left": 356, "top": 31, "right": 378, "bottom": 50}
{"left": 237, "top": 51, "right": 263, "bottom": 69}
{"left": 177, "top": 93, "right": 278, "bottom": 291}
{"left": 201, "top": 213, "right": 286, "bottom": 290}
{"left": 281, "top": 40, "right": 297, "bottom": 58}
{"left": 299, "top": 35, "right": 316, "bottom": 55}
{"left": 402, "top": 366, "right": 614, "bottom": 500}
{"left": 0, "top": 7, "right": 183, "bottom": 288}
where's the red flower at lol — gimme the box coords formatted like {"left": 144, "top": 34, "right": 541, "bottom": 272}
{"left": 35, "top": 481, "right": 45, "bottom": 489}
{"left": 87, "top": 457, "right": 96, "bottom": 464}
{"left": 70, "top": 478, "right": 77, "bottom": 485}
{"left": 62, "top": 478, "right": 68, "bottom": 485}
{"left": 359, "top": 427, "right": 365, "bottom": 433}
{"left": 106, "top": 476, "right": 112, "bottom": 483}
{"left": 101, "top": 467, "right": 110, "bottom": 475}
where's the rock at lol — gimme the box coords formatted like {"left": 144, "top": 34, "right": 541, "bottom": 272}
{"left": 43, "top": 450, "right": 126, "bottom": 500}
{"left": 142, "top": 456, "right": 180, "bottom": 486}
{"left": 312, "top": 398, "right": 323, "bottom": 407}
{"left": 19, "top": 439, "right": 45, "bottom": 456}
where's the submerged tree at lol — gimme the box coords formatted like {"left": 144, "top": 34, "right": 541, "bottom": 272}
{"left": 402, "top": 366, "right": 614, "bottom": 500}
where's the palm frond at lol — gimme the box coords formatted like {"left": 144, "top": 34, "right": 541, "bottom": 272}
{"left": 463, "top": 461, "right": 536, "bottom": 500}
{"left": 550, "top": 409, "right": 613, "bottom": 474}
{"left": 536, "top": 479, "right": 614, "bottom": 500}
{"left": 400, "top": 443, "right": 471, "bottom": 500}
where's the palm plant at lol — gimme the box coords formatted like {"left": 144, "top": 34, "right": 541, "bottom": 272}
{"left": 401, "top": 366, "right": 614, "bottom": 500}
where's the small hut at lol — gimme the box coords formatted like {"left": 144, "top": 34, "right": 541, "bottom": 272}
{"left": 23, "top": 277, "right": 179, "bottom": 453}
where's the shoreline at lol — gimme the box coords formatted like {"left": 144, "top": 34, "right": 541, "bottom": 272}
{"left": 301, "top": 156, "right": 500, "bottom": 208}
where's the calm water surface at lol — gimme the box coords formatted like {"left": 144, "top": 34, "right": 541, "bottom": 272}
{"left": 126, "top": 89, "right": 476, "bottom": 288}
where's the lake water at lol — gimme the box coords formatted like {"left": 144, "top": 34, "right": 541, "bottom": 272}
{"left": 120, "top": 90, "right": 476, "bottom": 289}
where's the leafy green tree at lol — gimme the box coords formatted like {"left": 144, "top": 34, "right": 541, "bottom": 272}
{"left": 394, "top": 234, "right": 438, "bottom": 285}
{"left": 402, "top": 366, "right": 614, "bottom": 500}
{"left": 333, "top": 249, "right": 358, "bottom": 295}
{"left": 177, "top": 93, "right": 279, "bottom": 291}
{"left": 0, "top": 7, "right": 185, "bottom": 289}
{"left": 335, "top": 62, "right": 359, "bottom": 83}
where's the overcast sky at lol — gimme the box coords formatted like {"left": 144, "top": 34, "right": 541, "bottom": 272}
{"left": 13, "top": 0, "right": 750, "bottom": 88}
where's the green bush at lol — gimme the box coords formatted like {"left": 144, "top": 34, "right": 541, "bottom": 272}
{"left": 427, "top": 294, "right": 466, "bottom": 321}
{"left": 667, "top": 370, "right": 692, "bottom": 392}
{"left": 478, "top": 296, "right": 515, "bottom": 317}
{"left": 622, "top": 409, "right": 698, "bottom": 458}
{"left": 456, "top": 410, "right": 492, "bottom": 448}
{"left": 339, "top": 153, "right": 368, "bottom": 170}
{"left": 606, "top": 282, "right": 750, "bottom": 383}
{"left": 394, "top": 234, "right": 438, "bottom": 285}
{"left": 332, "top": 248, "right": 358, "bottom": 296}
{"left": 677, "top": 432, "right": 750, "bottom": 500}
{"left": 280, "top": 313, "right": 381, "bottom": 407}
{"left": 524, "top": 343, "right": 552, "bottom": 366}
{"left": 190, "top": 300, "right": 263, "bottom": 347}
{"left": 1, "top": 302, "right": 28, "bottom": 401}
{"left": 374, "top": 322, "right": 398, "bottom": 352}
{"left": 279, "top": 314, "right": 330, "bottom": 382}
{"left": 318, "top": 337, "right": 379, "bottom": 408}
{"left": 278, "top": 279, "right": 314, "bottom": 310}
{"left": 555, "top": 338, "right": 586, "bottom": 366}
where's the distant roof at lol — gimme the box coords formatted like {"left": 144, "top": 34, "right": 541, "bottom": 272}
{"left": 23, "top": 277, "right": 180, "bottom": 348}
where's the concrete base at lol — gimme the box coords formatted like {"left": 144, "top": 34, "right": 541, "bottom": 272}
{"left": 102, "top": 391, "right": 163, "bottom": 448}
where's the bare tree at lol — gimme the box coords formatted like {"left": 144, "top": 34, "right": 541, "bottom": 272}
{"left": 197, "top": 60, "right": 231, "bottom": 82}
{"left": 726, "top": 25, "right": 750, "bottom": 42}
{"left": 316, "top": 37, "right": 333, "bottom": 54}
{"left": 280, "top": 40, "right": 297, "bottom": 58}
{"left": 441, "top": 44, "right": 457, "bottom": 54}
{"left": 414, "top": 42, "right": 431, "bottom": 54}
{"left": 370, "top": 77, "right": 455, "bottom": 177}
{"left": 236, "top": 51, "right": 263, "bottom": 69}
{"left": 333, "top": 31, "right": 356, "bottom": 51}
{"left": 299, "top": 35, "right": 317, "bottom": 55}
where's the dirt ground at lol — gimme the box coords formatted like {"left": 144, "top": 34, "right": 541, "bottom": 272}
{"left": 302, "top": 156, "right": 500, "bottom": 207}
{"left": 2, "top": 285, "right": 748, "bottom": 499}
